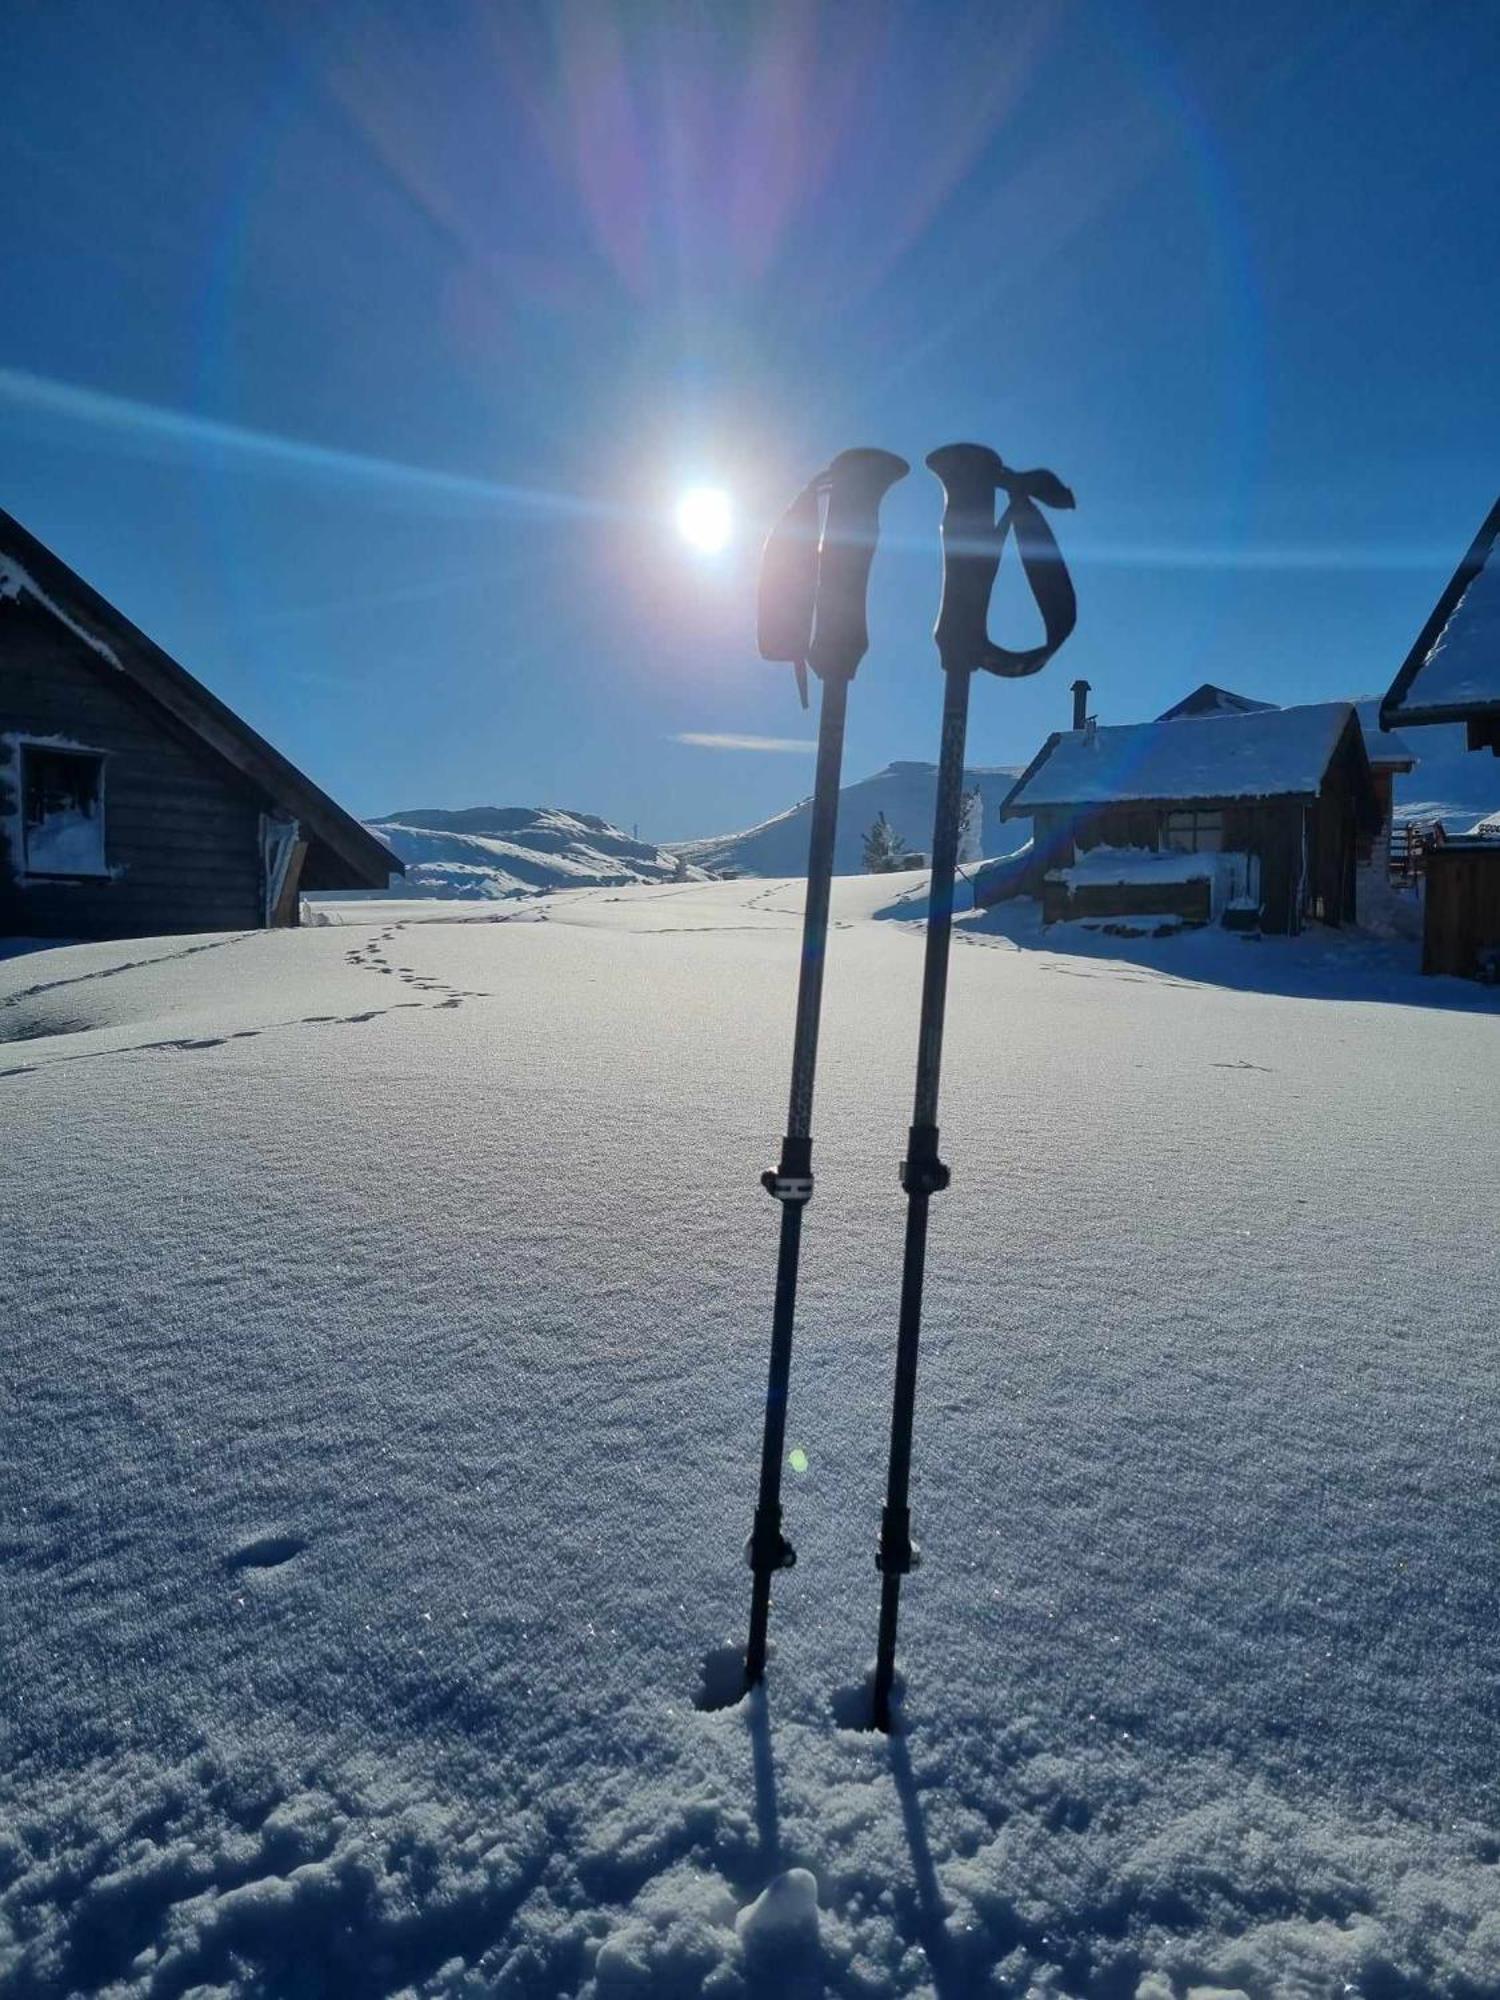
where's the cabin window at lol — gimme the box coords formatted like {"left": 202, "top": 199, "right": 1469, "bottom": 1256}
{"left": 21, "top": 745, "right": 108, "bottom": 877}
{"left": 1164, "top": 808, "right": 1223, "bottom": 854}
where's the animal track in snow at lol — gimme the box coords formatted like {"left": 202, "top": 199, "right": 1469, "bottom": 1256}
{"left": 225, "top": 1532, "right": 306, "bottom": 1572}
{"left": 347, "top": 926, "right": 482, "bottom": 1010}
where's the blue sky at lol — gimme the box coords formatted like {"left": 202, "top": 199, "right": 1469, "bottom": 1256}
{"left": 2, "top": 1, "right": 1496, "bottom": 839}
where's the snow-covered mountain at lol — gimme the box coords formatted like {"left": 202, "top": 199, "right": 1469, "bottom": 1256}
{"left": 359, "top": 715, "right": 1499, "bottom": 908}
{"left": 365, "top": 805, "right": 696, "bottom": 899}
{"left": 677, "top": 759, "right": 1030, "bottom": 877}
{"left": 1389, "top": 721, "right": 1500, "bottom": 829}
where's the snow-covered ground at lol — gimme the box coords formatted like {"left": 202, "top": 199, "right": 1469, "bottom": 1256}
{"left": 3, "top": 880, "right": 1498, "bottom": 1999}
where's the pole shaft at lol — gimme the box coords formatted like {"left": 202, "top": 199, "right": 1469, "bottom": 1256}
{"left": 785, "top": 675, "right": 848, "bottom": 1138}
{"left": 872, "top": 665, "right": 972, "bottom": 1730}
{"left": 912, "top": 667, "right": 971, "bottom": 1128}
{"left": 744, "top": 672, "right": 849, "bottom": 1689}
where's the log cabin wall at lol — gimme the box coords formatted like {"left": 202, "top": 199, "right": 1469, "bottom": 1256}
{"left": 1073, "top": 805, "right": 1162, "bottom": 852}
{"left": 1042, "top": 874, "right": 1213, "bottom": 925}
{"left": 1357, "top": 770, "right": 1396, "bottom": 869}
{"left": 1423, "top": 845, "right": 1500, "bottom": 978}
{"left": 1029, "top": 807, "right": 1076, "bottom": 871}
{"left": 1035, "top": 798, "right": 1312, "bottom": 934}
{"left": 1310, "top": 729, "right": 1370, "bottom": 926}
{"left": 0, "top": 597, "right": 265, "bottom": 939}
{"left": 1244, "top": 801, "right": 1305, "bottom": 935}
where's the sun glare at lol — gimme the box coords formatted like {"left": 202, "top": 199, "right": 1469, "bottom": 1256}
{"left": 676, "top": 485, "right": 732, "bottom": 554}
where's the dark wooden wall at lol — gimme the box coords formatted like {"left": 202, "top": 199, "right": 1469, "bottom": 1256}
{"left": 1307, "top": 729, "right": 1371, "bottom": 928}
{"left": 1231, "top": 801, "right": 1305, "bottom": 935}
{"left": 1042, "top": 875, "right": 1212, "bottom": 925}
{"left": 999, "top": 712, "right": 1382, "bottom": 938}
{"left": 1023, "top": 798, "right": 1315, "bottom": 933}
{"left": 1, "top": 598, "right": 265, "bottom": 939}
{"left": 1424, "top": 846, "right": 1500, "bottom": 978}
{"left": 1357, "top": 770, "right": 1395, "bottom": 865}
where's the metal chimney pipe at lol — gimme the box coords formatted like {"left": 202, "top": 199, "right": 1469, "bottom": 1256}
{"left": 1071, "top": 678, "right": 1091, "bottom": 730}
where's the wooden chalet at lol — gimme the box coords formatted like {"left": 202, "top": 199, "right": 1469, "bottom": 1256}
{"left": 1380, "top": 495, "right": 1500, "bottom": 979}
{"left": 1159, "top": 688, "right": 1412, "bottom": 872}
{"left": 1, "top": 509, "right": 399, "bottom": 941}
{"left": 997, "top": 701, "right": 1380, "bottom": 935}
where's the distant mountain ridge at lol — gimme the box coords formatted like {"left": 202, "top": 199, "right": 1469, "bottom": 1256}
{"left": 1384, "top": 722, "right": 1500, "bottom": 829}
{"left": 353, "top": 711, "right": 1498, "bottom": 907}
{"left": 676, "top": 760, "right": 1032, "bottom": 878}
{"left": 380, "top": 805, "right": 629, "bottom": 840}
{"left": 365, "top": 805, "right": 694, "bottom": 899}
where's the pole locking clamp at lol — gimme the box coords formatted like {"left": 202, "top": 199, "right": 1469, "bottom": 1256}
{"left": 877, "top": 1505, "right": 922, "bottom": 1576}
{"left": 761, "top": 1168, "right": 813, "bottom": 1203}
{"left": 746, "top": 1506, "right": 797, "bottom": 1575}
{"left": 899, "top": 1124, "right": 950, "bottom": 1196}
{"left": 762, "top": 1133, "right": 814, "bottom": 1204}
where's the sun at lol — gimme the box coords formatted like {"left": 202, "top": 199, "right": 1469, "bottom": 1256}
{"left": 676, "top": 485, "right": 732, "bottom": 554}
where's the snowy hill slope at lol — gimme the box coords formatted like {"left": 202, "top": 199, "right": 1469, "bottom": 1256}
{"left": 678, "top": 761, "right": 1028, "bottom": 876}
{"left": 364, "top": 805, "right": 696, "bottom": 899}
{"left": 3, "top": 885, "right": 1499, "bottom": 1997}
{"left": 1390, "top": 720, "right": 1500, "bottom": 827}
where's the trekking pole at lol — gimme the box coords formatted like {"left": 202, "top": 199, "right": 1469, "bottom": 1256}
{"left": 742, "top": 447, "right": 909, "bottom": 1694}
{"left": 870, "top": 443, "right": 1077, "bottom": 1732}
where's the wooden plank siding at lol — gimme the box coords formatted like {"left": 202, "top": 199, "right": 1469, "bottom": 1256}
{"left": 1022, "top": 773, "right": 1373, "bottom": 934}
{"left": 1245, "top": 802, "right": 1305, "bottom": 936}
{"left": 1423, "top": 846, "right": 1500, "bottom": 980}
{"left": 1041, "top": 875, "right": 1212, "bottom": 926}
{"left": 1, "top": 598, "right": 266, "bottom": 938}
{"left": 1025, "top": 798, "right": 1320, "bottom": 934}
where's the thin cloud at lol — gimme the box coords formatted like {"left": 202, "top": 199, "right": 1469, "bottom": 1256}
{"left": 0, "top": 366, "right": 608, "bottom": 520}
{"left": 673, "top": 731, "right": 817, "bottom": 754}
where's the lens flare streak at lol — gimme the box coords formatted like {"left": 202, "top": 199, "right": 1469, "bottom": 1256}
{"left": 0, "top": 367, "right": 612, "bottom": 521}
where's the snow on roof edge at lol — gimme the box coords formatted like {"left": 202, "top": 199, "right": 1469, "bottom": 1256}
{"left": 1003, "top": 701, "right": 1358, "bottom": 814}
{"left": 0, "top": 555, "right": 122, "bottom": 671}
{"left": 1382, "top": 496, "right": 1500, "bottom": 725}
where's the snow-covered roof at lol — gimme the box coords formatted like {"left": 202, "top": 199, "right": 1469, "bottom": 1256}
{"left": 1354, "top": 699, "right": 1416, "bottom": 772}
{"left": 1, "top": 554, "right": 123, "bottom": 671}
{"left": 1382, "top": 497, "right": 1500, "bottom": 727}
{"left": 1002, "top": 702, "right": 1359, "bottom": 815}
{"left": 1156, "top": 683, "right": 1276, "bottom": 720}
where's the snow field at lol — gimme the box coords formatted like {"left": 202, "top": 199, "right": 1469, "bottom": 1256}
{"left": 2, "top": 879, "right": 1498, "bottom": 1998}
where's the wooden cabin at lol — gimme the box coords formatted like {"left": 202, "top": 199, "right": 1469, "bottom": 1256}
{"left": 997, "top": 702, "right": 1380, "bottom": 935}
{"left": 1, "top": 509, "right": 400, "bottom": 941}
{"left": 1380, "top": 495, "right": 1500, "bottom": 979}
{"left": 1157, "top": 690, "right": 1412, "bottom": 879}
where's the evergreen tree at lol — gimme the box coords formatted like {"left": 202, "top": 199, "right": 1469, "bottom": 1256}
{"left": 862, "top": 812, "right": 907, "bottom": 874}
{"left": 956, "top": 787, "right": 983, "bottom": 865}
